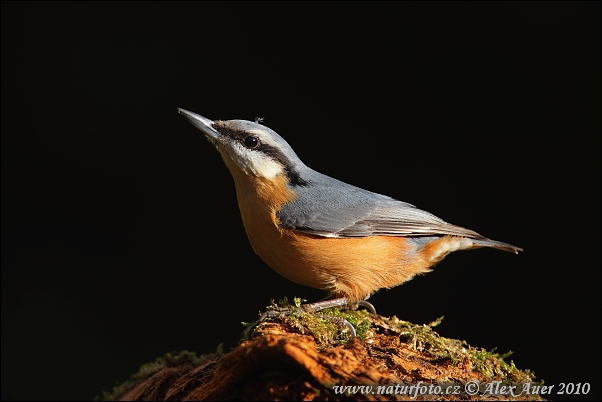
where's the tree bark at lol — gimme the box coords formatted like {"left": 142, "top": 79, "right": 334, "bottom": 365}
{"left": 107, "top": 310, "right": 542, "bottom": 401}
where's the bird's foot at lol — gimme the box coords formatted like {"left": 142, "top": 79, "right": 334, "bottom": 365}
{"left": 247, "top": 297, "right": 376, "bottom": 338}
{"left": 299, "top": 297, "right": 377, "bottom": 315}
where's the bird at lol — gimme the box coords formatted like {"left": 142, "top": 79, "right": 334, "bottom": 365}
{"left": 178, "top": 108, "right": 522, "bottom": 312}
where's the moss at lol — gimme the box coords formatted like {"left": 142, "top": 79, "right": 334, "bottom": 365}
{"left": 105, "top": 298, "right": 541, "bottom": 401}
{"left": 96, "top": 348, "right": 221, "bottom": 401}
{"left": 392, "top": 315, "right": 538, "bottom": 384}
{"left": 242, "top": 297, "right": 538, "bottom": 388}
{"left": 241, "top": 297, "right": 372, "bottom": 345}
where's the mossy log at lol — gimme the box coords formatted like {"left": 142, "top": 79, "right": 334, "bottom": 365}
{"left": 105, "top": 303, "right": 543, "bottom": 401}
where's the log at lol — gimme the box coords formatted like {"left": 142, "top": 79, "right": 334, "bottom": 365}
{"left": 105, "top": 303, "right": 542, "bottom": 401}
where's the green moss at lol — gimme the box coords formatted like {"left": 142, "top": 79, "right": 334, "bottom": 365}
{"left": 392, "top": 315, "right": 538, "bottom": 384}
{"left": 317, "top": 307, "right": 372, "bottom": 338}
{"left": 96, "top": 348, "right": 221, "bottom": 401}
{"left": 240, "top": 297, "right": 372, "bottom": 345}
{"left": 468, "top": 347, "right": 536, "bottom": 384}
{"left": 244, "top": 298, "right": 538, "bottom": 385}
{"left": 103, "top": 299, "right": 540, "bottom": 401}
{"left": 397, "top": 316, "right": 468, "bottom": 362}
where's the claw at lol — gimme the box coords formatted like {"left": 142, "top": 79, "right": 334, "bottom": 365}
{"left": 314, "top": 313, "right": 357, "bottom": 337}
{"left": 358, "top": 300, "right": 377, "bottom": 315}
{"left": 248, "top": 297, "right": 376, "bottom": 338}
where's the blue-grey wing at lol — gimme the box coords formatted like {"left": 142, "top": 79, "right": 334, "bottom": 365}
{"left": 277, "top": 173, "right": 484, "bottom": 239}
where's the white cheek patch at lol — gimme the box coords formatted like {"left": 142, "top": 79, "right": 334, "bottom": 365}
{"left": 246, "top": 152, "right": 284, "bottom": 179}
{"left": 227, "top": 141, "right": 284, "bottom": 180}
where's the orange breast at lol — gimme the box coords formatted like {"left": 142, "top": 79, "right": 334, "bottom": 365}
{"left": 224, "top": 167, "right": 438, "bottom": 303}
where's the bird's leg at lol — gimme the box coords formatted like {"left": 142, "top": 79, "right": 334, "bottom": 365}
{"left": 250, "top": 297, "right": 376, "bottom": 338}
{"left": 300, "top": 297, "right": 377, "bottom": 315}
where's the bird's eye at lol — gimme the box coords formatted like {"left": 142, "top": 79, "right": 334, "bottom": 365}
{"left": 243, "top": 136, "right": 260, "bottom": 149}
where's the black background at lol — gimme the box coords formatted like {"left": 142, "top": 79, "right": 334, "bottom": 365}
{"left": 2, "top": 2, "right": 600, "bottom": 401}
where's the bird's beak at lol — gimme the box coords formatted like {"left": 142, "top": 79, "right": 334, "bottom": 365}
{"left": 178, "top": 108, "right": 220, "bottom": 141}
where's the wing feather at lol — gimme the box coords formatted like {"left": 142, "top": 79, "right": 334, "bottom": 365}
{"left": 277, "top": 172, "right": 485, "bottom": 239}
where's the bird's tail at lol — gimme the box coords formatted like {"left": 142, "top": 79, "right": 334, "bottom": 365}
{"left": 418, "top": 235, "right": 523, "bottom": 264}
{"left": 471, "top": 238, "right": 523, "bottom": 254}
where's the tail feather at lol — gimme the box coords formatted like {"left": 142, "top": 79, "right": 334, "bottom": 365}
{"left": 471, "top": 238, "right": 523, "bottom": 254}
{"left": 416, "top": 235, "right": 523, "bottom": 264}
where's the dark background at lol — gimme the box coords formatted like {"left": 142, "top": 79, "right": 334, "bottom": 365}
{"left": 2, "top": 2, "right": 600, "bottom": 401}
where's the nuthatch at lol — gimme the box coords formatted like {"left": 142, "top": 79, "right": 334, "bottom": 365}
{"left": 178, "top": 108, "right": 522, "bottom": 311}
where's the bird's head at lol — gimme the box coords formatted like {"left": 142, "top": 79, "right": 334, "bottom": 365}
{"left": 178, "top": 108, "right": 307, "bottom": 186}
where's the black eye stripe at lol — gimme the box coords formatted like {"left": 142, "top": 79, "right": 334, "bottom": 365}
{"left": 214, "top": 126, "right": 260, "bottom": 148}
{"left": 213, "top": 124, "right": 308, "bottom": 186}
{"left": 213, "top": 125, "right": 247, "bottom": 142}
